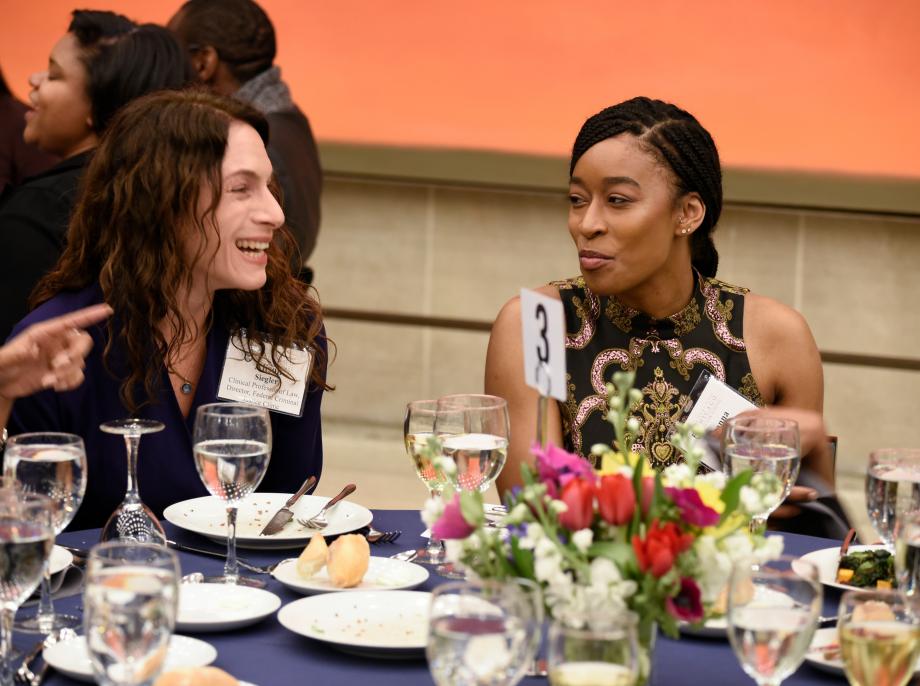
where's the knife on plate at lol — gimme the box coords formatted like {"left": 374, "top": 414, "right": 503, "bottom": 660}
{"left": 260, "top": 475, "right": 317, "bottom": 536}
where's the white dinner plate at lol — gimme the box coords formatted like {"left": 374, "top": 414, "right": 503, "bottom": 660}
{"left": 43, "top": 635, "right": 217, "bottom": 682}
{"left": 163, "top": 493, "right": 374, "bottom": 550}
{"left": 805, "top": 626, "right": 920, "bottom": 676}
{"left": 793, "top": 544, "right": 890, "bottom": 592}
{"left": 277, "top": 590, "right": 430, "bottom": 658}
{"left": 49, "top": 545, "right": 73, "bottom": 576}
{"left": 272, "top": 555, "right": 429, "bottom": 595}
{"left": 177, "top": 583, "right": 281, "bottom": 632}
{"left": 679, "top": 586, "right": 795, "bottom": 638}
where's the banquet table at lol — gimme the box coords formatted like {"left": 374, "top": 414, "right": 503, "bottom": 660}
{"left": 21, "top": 510, "right": 862, "bottom": 686}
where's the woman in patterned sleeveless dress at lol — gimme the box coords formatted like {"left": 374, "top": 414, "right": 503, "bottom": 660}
{"left": 486, "top": 97, "right": 833, "bottom": 508}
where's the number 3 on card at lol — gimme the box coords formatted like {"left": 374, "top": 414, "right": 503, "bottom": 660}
{"left": 520, "top": 289, "right": 566, "bottom": 401}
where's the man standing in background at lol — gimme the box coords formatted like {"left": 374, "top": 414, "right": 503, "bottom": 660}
{"left": 169, "top": 0, "right": 322, "bottom": 283}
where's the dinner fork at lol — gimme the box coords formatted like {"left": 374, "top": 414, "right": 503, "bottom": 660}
{"left": 366, "top": 529, "right": 401, "bottom": 544}
{"left": 296, "top": 484, "right": 356, "bottom": 530}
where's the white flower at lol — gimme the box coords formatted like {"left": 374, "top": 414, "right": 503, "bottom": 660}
{"left": 626, "top": 417, "right": 640, "bottom": 434}
{"left": 662, "top": 463, "right": 692, "bottom": 487}
{"left": 464, "top": 635, "right": 512, "bottom": 677}
{"left": 754, "top": 535, "right": 785, "bottom": 563}
{"left": 572, "top": 529, "right": 593, "bottom": 552}
{"left": 696, "top": 471, "right": 727, "bottom": 490}
{"left": 518, "top": 523, "right": 545, "bottom": 550}
{"left": 433, "top": 456, "right": 457, "bottom": 475}
{"left": 549, "top": 499, "right": 568, "bottom": 515}
{"left": 505, "top": 503, "right": 529, "bottom": 525}
{"left": 739, "top": 485, "right": 763, "bottom": 515}
{"left": 443, "top": 539, "right": 465, "bottom": 563}
{"left": 588, "top": 557, "right": 622, "bottom": 587}
{"left": 421, "top": 496, "right": 445, "bottom": 527}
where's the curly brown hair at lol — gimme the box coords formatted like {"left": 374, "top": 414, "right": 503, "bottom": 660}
{"left": 33, "top": 88, "right": 328, "bottom": 412}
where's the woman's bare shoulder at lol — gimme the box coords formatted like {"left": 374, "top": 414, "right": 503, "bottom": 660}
{"left": 743, "top": 292, "right": 814, "bottom": 347}
{"left": 492, "top": 285, "right": 561, "bottom": 330}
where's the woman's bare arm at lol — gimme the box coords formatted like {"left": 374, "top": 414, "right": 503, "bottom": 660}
{"left": 486, "top": 290, "right": 564, "bottom": 496}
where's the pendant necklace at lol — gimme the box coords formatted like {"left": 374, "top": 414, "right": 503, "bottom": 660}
{"left": 170, "top": 368, "right": 194, "bottom": 395}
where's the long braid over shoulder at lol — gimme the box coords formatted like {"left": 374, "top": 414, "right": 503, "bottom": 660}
{"left": 570, "top": 97, "right": 722, "bottom": 278}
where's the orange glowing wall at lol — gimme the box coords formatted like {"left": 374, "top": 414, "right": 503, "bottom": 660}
{"left": 3, "top": 0, "right": 919, "bottom": 178}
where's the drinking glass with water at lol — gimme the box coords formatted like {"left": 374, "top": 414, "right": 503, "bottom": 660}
{"left": 867, "top": 449, "right": 920, "bottom": 549}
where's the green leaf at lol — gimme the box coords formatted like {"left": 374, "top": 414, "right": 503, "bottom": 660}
{"left": 587, "top": 541, "right": 634, "bottom": 568}
{"left": 510, "top": 538, "right": 536, "bottom": 579}
{"left": 459, "top": 490, "right": 484, "bottom": 526}
{"left": 720, "top": 469, "right": 754, "bottom": 521}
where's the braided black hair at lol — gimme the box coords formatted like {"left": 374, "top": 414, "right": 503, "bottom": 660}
{"left": 570, "top": 97, "right": 722, "bottom": 278}
{"left": 171, "top": 0, "right": 276, "bottom": 84}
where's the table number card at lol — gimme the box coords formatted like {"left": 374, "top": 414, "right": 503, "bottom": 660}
{"left": 520, "top": 289, "right": 566, "bottom": 401}
{"left": 217, "top": 332, "right": 313, "bottom": 417}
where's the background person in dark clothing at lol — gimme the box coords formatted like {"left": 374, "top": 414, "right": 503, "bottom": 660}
{"left": 168, "top": 0, "right": 323, "bottom": 283}
{"left": 0, "top": 11, "right": 195, "bottom": 342}
{"left": 0, "top": 66, "right": 58, "bottom": 193}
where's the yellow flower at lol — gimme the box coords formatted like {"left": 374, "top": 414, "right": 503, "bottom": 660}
{"left": 596, "top": 451, "right": 654, "bottom": 478}
{"left": 694, "top": 482, "right": 725, "bottom": 515}
{"left": 704, "top": 511, "right": 747, "bottom": 537}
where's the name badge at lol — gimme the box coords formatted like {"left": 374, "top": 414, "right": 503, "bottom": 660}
{"left": 680, "top": 370, "right": 757, "bottom": 471}
{"left": 217, "top": 332, "right": 313, "bottom": 417}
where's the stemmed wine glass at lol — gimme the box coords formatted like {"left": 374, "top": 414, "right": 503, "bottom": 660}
{"left": 84, "top": 542, "right": 180, "bottom": 686}
{"left": 3, "top": 432, "right": 86, "bottom": 633}
{"left": 192, "top": 402, "right": 272, "bottom": 587}
{"left": 866, "top": 449, "right": 920, "bottom": 549}
{"left": 435, "top": 394, "right": 510, "bottom": 495}
{"left": 427, "top": 579, "right": 540, "bottom": 686}
{"left": 722, "top": 416, "right": 800, "bottom": 534}
{"left": 895, "top": 508, "right": 920, "bottom": 618}
{"left": 0, "top": 488, "right": 54, "bottom": 686}
{"left": 100, "top": 419, "right": 167, "bottom": 545}
{"left": 404, "top": 399, "right": 448, "bottom": 565}
{"left": 727, "top": 555, "right": 821, "bottom": 686}
{"left": 838, "top": 588, "right": 920, "bottom": 686}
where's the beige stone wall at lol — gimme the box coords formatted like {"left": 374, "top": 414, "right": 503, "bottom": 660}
{"left": 311, "top": 176, "right": 920, "bottom": 500}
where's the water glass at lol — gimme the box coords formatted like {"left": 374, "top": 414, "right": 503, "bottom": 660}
{"left": 0, "top": 489, "right": 53, "bottom": 686}
{"left": 4, "top": 431, "right": 87, "bottom": 633}
{"left": 435, "top": 394, "right": 510, "bottom": 494}
{"left": 84, "top": 543, "right": 180, "bottom": 686}
{"left": 403, "top": 399, "right": 448, "bottom": 565}
{"left": 866, "top": 448, "right": 920, "bottom": 548}
{"left": 427, "top": 579, "right": 539, "bottom": 686}
{"left": 727, "top": 555, "right": 821, "bottom": 686}
{"left": 722, "top": 416, "right": 800, "bottom": 534}
{"left": 193, "top": 402, "right": 272, "bottom": 586}
{"left": 895, "top": 508, "right": 920, "bottom": 618}
{"left": 838, "top": 588, "right": 920, "bottom": 686}
{"left": 546, "top": 615, "right": 639, "bottom": 686}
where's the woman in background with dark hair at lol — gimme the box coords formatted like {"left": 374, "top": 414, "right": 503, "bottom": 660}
{"left": 488, "top": 97, "right": 830, "bottom": 504}
{"left": 0, "top": 66, "right": 57, "bottom": 193}
{"left": 9, "top": 89, "right": 328, "bottom": 531}
{"left": 0, "top": 11, "right": 194, "bottom": 341}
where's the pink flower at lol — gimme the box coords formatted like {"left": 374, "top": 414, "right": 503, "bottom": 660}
{"left": 431, "top": 494, "right": 475, "bottom": 540}
{"left": 558, "top": 477, "right": 596, "bottom": 531}
{"left": 532, "top": 442, "right": 595, "bottom": 498}
{"left": 597, "top": 474, "right": 635, "bottom": 525}
{"left": 665, "top": 487, "right": 720, "bottom": 527}
{"left": 666, "top": 577, "right": 704, "bottom": 623}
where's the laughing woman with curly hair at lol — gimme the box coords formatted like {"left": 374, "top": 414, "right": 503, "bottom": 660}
{"left": 8, "top": 89, "right": 329, "bottom": 531}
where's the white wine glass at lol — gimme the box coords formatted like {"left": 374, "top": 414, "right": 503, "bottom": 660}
{"left": 4, "top": 432, "right": 86, "bottom": 633}
{"left": 435, "top": 394, "right": 510, "bottom": 494}
{"left": 546, "top": 614, "right": 639, "bottom": 686}
{"left": 192, "top": 402, "right": 272, "bottom": 587}
{"left": 0, "top": 488, "right": 53, "bottom": 686}
{"left": 866, "top": 449, "right": 920, "bottom": 549}
{"left": 727, "top": 555, "right": 821, "bottom": 686}
{"left": 84, "top": 542, "right": 180, "bottom": 686}
{"left": 838, "top": 588, "right": 920, "bottom": 686}
{"left": 895, "top": 508, "right": 920, "bottom": 619}
{"left": 427, "top": 579, "right": 539, "bottom": 686}
{"left": 403, "top": 399, "right": 449, "bottom": 565}
{"left": 722, "top": 416, "right": 800, "bottom": 534}
{"left": 100, "top": 419, "right": 167, "bottom": 545}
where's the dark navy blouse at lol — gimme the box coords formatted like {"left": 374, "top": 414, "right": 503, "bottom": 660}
{"left": 8, "top": 285, "right": 325, "bottom": 531}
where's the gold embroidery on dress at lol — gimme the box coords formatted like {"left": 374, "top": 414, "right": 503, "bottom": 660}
{"left": 738, "top": 372, "right": 765, "bottom": 407}
{"left": 671, "top": 297, "right": 701, "bottom": 337}
{"left": 635, "top": 367, "right": 686, "bottom": 469}
{"left": 705, "top": 277, "right": 749, "bottom": 297}
{"left": 604, "top": 298, "right": 637, "bottom": 333}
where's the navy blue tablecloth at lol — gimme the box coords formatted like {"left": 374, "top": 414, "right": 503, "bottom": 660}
{"left": 25, "top": 511, "right": 850, "bottom": 686}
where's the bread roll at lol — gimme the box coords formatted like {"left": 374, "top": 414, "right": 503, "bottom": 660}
{"left": 327, "top": 534, "right": 370, "bottom": 588}
{"left": 296, "top": 532, "right": 329, "bottom": 579}
{"left": 153, "top": 666, "right": 239, "bottom": 686}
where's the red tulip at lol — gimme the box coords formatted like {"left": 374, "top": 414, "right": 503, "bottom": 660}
{"left": 597, "top": 474, "right": 635, "bottom": 525}
{"left": 631, "top": 520, "right": 694, "bottom": 578}
{"left": 558, "top": 477, "right": 595, "bottom": 531}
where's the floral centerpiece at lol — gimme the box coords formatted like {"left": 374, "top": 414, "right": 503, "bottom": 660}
{"left": 424, "top": 372, "right": 783, "bottom": 682}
